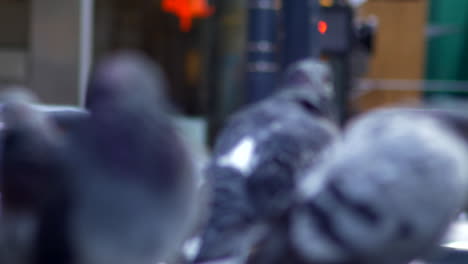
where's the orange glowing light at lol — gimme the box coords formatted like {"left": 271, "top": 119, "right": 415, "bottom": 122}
{"left": 162, "top": 0, "right": 215, "bottom": 32}
{"left": 318, "top": 20, "right": 328, "bottom": 35}
{"left": 320, "top": 0, "right": 334, "bottom": 7}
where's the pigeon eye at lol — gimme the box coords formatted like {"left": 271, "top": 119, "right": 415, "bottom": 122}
{"left": 296, "top": 99, "right": 319, "bottom": 115}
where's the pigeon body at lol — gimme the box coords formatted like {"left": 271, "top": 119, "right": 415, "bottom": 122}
{"left": 194, "top": 60, "right": 339, "bottom": 263}
{"left": 64, "top": 51, "right": 196, "bottom": 264}
{"left": 290, "top": 109, "right": 468, "bottom": 264}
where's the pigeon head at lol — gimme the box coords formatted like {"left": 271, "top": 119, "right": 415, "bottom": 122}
{"left": 85, "top": 50, "right": 169, "bottom": 114}
{"left": 280, "top": 59, "right": 336, "bottom": 120}
{"left": 1, "top": 89, "right": 62, "bottom": 145}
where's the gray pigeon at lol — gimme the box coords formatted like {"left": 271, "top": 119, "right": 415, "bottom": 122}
{"left": 289, "top": 109, "right": 468, "bottom": 264}
{"left": 0, "top": 51, "right": 197, "bottom": 264}
{"left": 193, "top": 60, "right": 339, "bottom": 263}
{"left": 61, "top": 51, "right": 197, "bottom": 264}
{"left": 0, "top": 90, "right": 71, "bottom": 264}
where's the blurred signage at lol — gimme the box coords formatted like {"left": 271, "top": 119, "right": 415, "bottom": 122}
{"left": 319, "top": 5, "right": 354, "bottom": 55}
{"left": 161, "top": 0, "right": 215, "bottom": 32}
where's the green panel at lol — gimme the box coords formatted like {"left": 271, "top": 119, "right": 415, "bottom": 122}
{"left": 425, "top": 0, "right": 468, "bottom": 99}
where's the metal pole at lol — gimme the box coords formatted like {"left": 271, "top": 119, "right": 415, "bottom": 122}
{"left": 331, "top": 53, "right": 351, "bottom": 126}
{"left": 245, "top": 0, "right": 280, "bottom": 104}
{"left": 309, "top": 0, "right": 322, "bottom": 58}
{"left": 79, "top": 0, "right": 94, "bottom": 106}
{"left": 282, "top": 0, "right": 322, "bottom": 70}
{"left": 207, "top": 0, "right": 247, "bottom": 146}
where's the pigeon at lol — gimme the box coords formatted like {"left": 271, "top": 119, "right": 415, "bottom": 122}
{"left": 192, "top": 59, "right": 339, "bottom": 263}
{"left": 0, "top": 86, "right": 89, "bottom": 167}
{"left": 0, "top": 51, "right": 198, "bottom": 264}
{"left": 0, "top": 87, "right": 88, "bottom": 216}
{"left": 0, "top": 88, "right": 71, "bottom": 214}
{"left": 0, "top": 89, "right": 72, "bottom": 264}
{"left": 62, "top": 51, "right": 197, "bottom": 264}
{"left": 289, "top": 109, "right": 468, "bottom": 264}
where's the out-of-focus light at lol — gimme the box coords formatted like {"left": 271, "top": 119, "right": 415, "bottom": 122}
{"left": 443, "top": 241, "right": 468, "bottom": 251}
{"left": 161, "top": 0, "right": 215, "bottom": 32}
{"left": 318, "top": 20, "right": 328, "bottom": 35}
{"left": 348, "top": 0, "right": 368, "bottom": 8}
{"left": 320, "top": 0, "right": 334, "bottom": 7}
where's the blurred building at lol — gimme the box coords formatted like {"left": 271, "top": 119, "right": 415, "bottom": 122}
{"left": 1, "top": 0, "right": 467, "bottom": 120}
{"left": 354, "top": 0, "right": 468, "bottom": 112}
{"left": 0, "top": 0, "right": 246, "bottom": 120}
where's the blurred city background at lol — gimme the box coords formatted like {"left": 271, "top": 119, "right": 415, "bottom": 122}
{"left": 3, "top": 1, "right": 468, "bottom": 263}
{"left": 0, "top": 0, "right": 467, "bottom": 148}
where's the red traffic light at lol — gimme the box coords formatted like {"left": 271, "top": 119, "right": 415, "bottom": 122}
{"left": 318, "top": 20, "right": 328, "bottom": 35}
{"left": 162, "top": 0, "right": 215, "bottom": 32}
